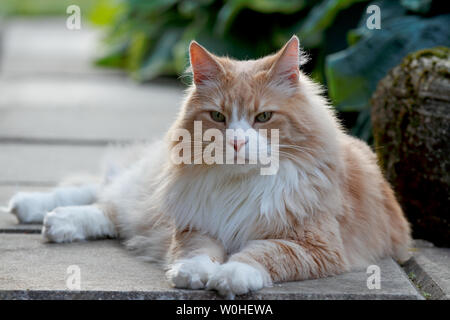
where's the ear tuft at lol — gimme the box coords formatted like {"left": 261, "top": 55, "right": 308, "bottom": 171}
{"left": 189, "top": 41, "right": 224, "bottom": 86}
{"left": 270, "top": 35, "right": 300, "bottom": 84}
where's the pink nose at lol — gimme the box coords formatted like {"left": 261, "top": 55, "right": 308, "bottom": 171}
{"left": 233, "top": 139, "right": 246, "bottom": 152}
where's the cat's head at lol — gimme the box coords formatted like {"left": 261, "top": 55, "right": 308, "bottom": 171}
{"left": 169, "top": 36, "right": 339, "bottom": 175}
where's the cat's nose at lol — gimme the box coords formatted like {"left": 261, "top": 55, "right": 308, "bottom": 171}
{"left": 233, "top": 139, "right": 247, "bottom": 152}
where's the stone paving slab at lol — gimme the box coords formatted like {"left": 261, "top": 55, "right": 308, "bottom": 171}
{"left": 0, "top": 144, "right": 105, "bottom": 184}
{"left": 0, "top": 234, "right": 422, "bottom": 300}
{"left": 0, "top": 75, "right": 182, "bottom": 142}
{"left": 0, "top": 75, "right": 183, "bottom": 109}
{"left": 404, "top": 240, "right": 450, "bottom": 299}
{"left": 0, "top": 18, "right": 117, "bottom": 76}
{"left": 0, "top": 212, "right": 42, "bottom": 234}
{"left": 0, "top": 104, "right": 174, "bottom": 143}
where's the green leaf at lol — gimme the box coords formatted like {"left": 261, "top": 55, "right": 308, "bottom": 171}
{"left": 214, "top": 0, "right": 248, "bottom": 36}
{"left": 297, "top": 0, "right": 369, "bottom": 48}
{"left": 247, "top": 0, "right": 306, "bottom": 14}
{"left": 127, "top": 31, "right": 149, "bottom": 72}
{"left": 400, "top": 0, "right": 432, "bottom": 14}
{"left": 326, "top": 11, "right": 450, "bottom": 112}
{"left": 215, "top": 0, "right": 307, "bottom": 36}
{"left": 127, "top": 0, "right": 178, "bottom": 12}
{"left": 95, "top": 46, "right": 127, "bottom": 68}
{"left": 136, "top": 28, "right": 183, "bottom": 81}
{"left": 178, "top": 0, "right": 215, "bottom": 18}
{"left": 173, "top": 13, "right": 210, "bottom": 74}
{"left": 89, "top": 0, "right": 124, "bottom": 25}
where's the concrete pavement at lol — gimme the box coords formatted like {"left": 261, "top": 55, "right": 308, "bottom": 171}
{"left": 0, "top": 234, "right": 422, "bottom": 300}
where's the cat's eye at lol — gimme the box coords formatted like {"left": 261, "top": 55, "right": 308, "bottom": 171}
{"left": 210, "top": 111, "right": 226, "bottom": 122}
{"left": 255, "top": 112, "right": 273, "bottom": 123}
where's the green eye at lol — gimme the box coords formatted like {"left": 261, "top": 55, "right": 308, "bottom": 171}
{"left": 210, "top": 111, "right": 226, "bottom": 122}
{"left": 255, "top": 112, "right": 273, "bottom": 123}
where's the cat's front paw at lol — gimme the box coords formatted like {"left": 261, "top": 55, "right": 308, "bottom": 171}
{"left": 42, "top": 208, "right": 84, "bottom": 243}
{"left": 8, "top": 192, "right": 53, "bottom": 223}
{"left": 206, "top": 261, "right": 271, "bottom": 299}
{"left": 166, "top": 255, "right": 220, "bottom": 290}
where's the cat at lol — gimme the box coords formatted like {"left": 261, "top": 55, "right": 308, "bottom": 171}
{"left": 6, "top": 36, "right": 411, "bottom": 298}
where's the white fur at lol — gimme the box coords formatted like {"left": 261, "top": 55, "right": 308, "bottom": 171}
{"left": 153, "top": 158, "right": 336, "bottom": 254}
{"left": 206, "top": 261, "right": 271, "bottom": 299}
{"left": 98, "top": 141, "right": 168, "bottom": 240}
{"left": 96, "top": 137, "right": 337, "bottom": 257}
{"left": 8, "top": 185, "right": 97, "bottom": 223}
{"left": 166, "top": 255, "right": 220, "bottom": 290}
{"left": 226, "top": 107, "right": 269, "bottom": 164}
{"left": 42, "top": 205, "right": 116, "bottom": 243}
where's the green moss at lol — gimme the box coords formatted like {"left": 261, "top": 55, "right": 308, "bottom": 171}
{"left": 398, "top": 47, "right": 450, "bottom": 91}
{"left": 403, "top": 46, "right": 450, "bottom": 63}
{"left": 422, "top": 291, "right": 432, "bottom": 299}
{"left": 408, "top": 272, "right": 417, "bottom": 281}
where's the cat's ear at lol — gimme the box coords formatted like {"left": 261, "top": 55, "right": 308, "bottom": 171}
{"left": 269, "top": 35, "right": 300, "bottom": 85}
{"left": 189, "top": 41, "right": 224, "bottom": 86}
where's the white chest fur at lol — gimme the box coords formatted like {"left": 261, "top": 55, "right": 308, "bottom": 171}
{"left": 159, "top": 160, "right": 330, "bottom": 253}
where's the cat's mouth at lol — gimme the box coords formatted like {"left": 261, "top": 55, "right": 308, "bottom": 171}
{"left": 227, "top": 144, "right": 272, "bottom": 164}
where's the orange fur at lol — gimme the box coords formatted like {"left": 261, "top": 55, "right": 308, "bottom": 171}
{"left": 161, "top": 36, "right": 411, "bottom": 286}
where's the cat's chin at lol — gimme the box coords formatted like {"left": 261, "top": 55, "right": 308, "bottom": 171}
{"left": 217, "top": 163, "right": 262, "bottom": 175}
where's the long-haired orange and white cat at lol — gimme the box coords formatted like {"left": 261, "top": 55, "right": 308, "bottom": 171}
{"left": 7, "top": 36, "right": 411, "bottom": 298}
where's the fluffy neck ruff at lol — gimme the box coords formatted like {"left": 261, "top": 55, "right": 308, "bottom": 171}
{"left": 155, "top": 155, "right": 340, "bottom": 253}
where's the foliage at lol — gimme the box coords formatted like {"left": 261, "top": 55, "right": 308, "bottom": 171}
{"left": 0, "top": 0, "right": 98, "bottom": 16}
{"left": 93, "top": 0, "right": 372, "bottom": 82}
{"left": 325, "top": 0, "right": 450, "bottom": 141}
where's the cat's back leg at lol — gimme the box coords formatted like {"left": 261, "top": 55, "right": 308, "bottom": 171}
{"left": 7, "top": 184, "right": 99, "bottom": 224}
{"left": 42, "top": 204, "right": 117, "bottom": 243}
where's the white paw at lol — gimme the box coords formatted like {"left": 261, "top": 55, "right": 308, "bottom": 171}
{"left": 42, "top": 208, "right": 85, "bottom": 243}
{"left": 8, "top": 192, "right": 54, "bottom": 223}
{"left": 206, "top": 262, "right": 271, "bottom": 299}
{"left": 166, "top": 255, "right": 220, "bottom": 290}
